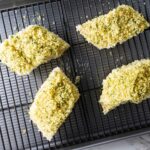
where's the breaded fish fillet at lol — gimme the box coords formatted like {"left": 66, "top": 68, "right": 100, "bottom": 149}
{"left": 29, "top": 67, "right": 80, "bottom": 140}
{"left": 76, "top": 5, "right": 149, "bottom": 49}
{"left": 99, "top": 59, "right": 150, "bottom": 114}
{"left": 0, "top": 25, "right": 70, "bottom": 75}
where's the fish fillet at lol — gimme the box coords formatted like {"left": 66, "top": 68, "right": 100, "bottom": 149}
{"left": 0, "top": 25, "right": 70, "bottom": 75}
{"left": 29, "top": 67, "right": 80, "bottom": 140}
{"left": 99, "top": 59, "right": 150, "bottom": 114}
{"left": 76, "top": 5, "right": 149, "bottom": 49}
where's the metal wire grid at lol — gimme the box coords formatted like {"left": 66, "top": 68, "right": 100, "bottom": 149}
{"left": 0, "top": 0, "right": 150, "bottom": 149}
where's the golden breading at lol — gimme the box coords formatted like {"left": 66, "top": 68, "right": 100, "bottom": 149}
{"left": 99, "top": 59, "right": 150, "bottom": 114}
{"left": 0, "top": 25, "right": 70, "bottom": 75}
{"left": 29, "top": 67, "right": 80, "bottom": 140}
{"left": 76, "top": 5, "right": 149, "bottom": 49}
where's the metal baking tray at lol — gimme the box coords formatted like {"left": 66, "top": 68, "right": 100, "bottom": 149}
{"left": 0, "top": 0, "right": 150, "bottom": 149}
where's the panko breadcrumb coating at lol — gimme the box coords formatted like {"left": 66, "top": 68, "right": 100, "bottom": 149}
{"left": 99, "top": 59, "right": 150, "bottom": 114}
{"left": 76, "top": 5, "right": 149, "bottom": 49}
{"left": 29, "top": 67, "right": 80, "bottom": 140}
{"left": 0, "top": 25, "right": 70, "bottom": 75}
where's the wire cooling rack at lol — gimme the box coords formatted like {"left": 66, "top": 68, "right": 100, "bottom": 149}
{"left": 0, "top": 0, "right": 150, "bottom": 149}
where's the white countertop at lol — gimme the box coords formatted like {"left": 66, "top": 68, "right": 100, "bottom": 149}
{"left": 83, "top": 134, "right": 150, "bottom": 150}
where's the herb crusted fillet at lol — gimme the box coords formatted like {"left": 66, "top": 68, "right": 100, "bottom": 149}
{"left": 99, "top": 59, "right": 150, "bottom": 114}
{"left": 0, "top": 25, "right": 70, "bottom": 75}
{"left": 76, "top": 5, "right": 149, "bottom": 49}
{"left": 29, "top": 67, "right": 80, "bottom": 140}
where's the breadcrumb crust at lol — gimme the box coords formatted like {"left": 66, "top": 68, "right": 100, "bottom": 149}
{"left": 76, "top": 5, "right": 149, "bottom": 49}
{"left": 100, "top": 59, "right": 150, "bottom": 114}
{"left": 29, "top": 67, "right": 80, "bottom": 140}
{"left": 0, "top": 25, "right": 70, "bottom": 75}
